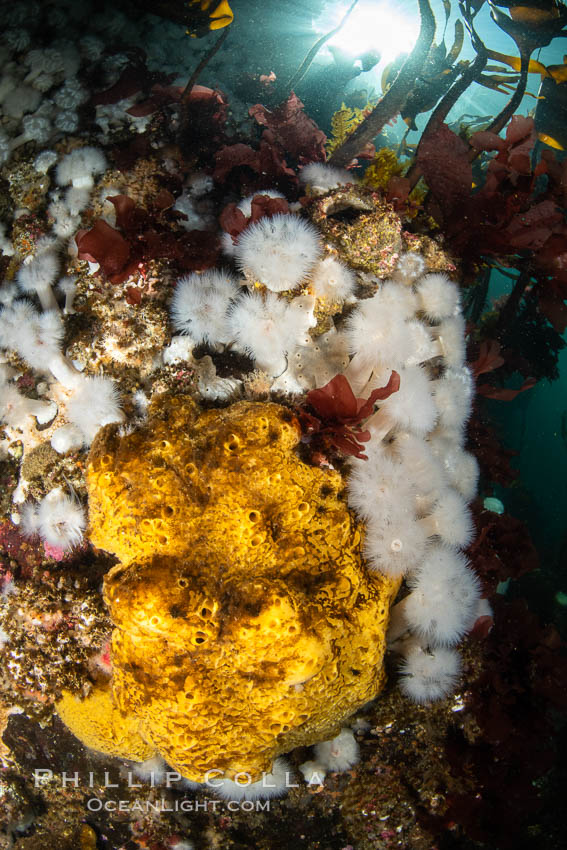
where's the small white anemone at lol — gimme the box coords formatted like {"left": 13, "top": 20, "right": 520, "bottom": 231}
{"left": 417, "top": 488, "right": 474, "bottom": 547}
{"left": 131, "top": 755, "right": 169, "bottom": 786}
{"left": 233, "top": 214, "right": 321, "bottom": 292}
{"left": 375, "top": 281, "right": 418, "bottom": 318}
{"left": 53, "top": 78, "right": 89, "bottom": 110}
{"left": 432, "top": 367, "right": 475, "bottom": 430}
{"left": 313, "top": 728, "right": 359, "bottom": 772}
{"left": 399, "top": 644, "right": 462, "bottom": 703}
{"left": 19, "top": 502, "right": 41, "bottom": 538}
{"left": 66, "top": 375, "right": 124, "bottom": 445}
{"left": 228, "top": 291, "right": 316, "bottom": 377}
{"left": 392, "top": 432, "right": 448, "bottom": 501}
{"left": 299, "top": 162, "right": 353, "bottom": 193}
{"left": 2, "top": 85, "right": 41, "bottom": 120}
{"left": 404, "top": 321, "right": 438, "bottom": 366}
{"left": 170, "top": 269, "right": 241, "bottom": 346}
{"left": 0, "top": 301, "right": 80, "bottom": 387}
{"left": 16, "top": 251, "right": 59, "bottom": 312}
{"left": 0, "top": 380, "right": 57, "bottom": 427}
{"left": 434, "top": 442, "right": 480, "bottom": 502}
{"left": 364, "top": 507, "right": 428, "bottom": 578}
{"left": 389, "top": 545, "right": 481, "bottom": 645}
{"left": 365, "top": 366, "right": 438, "bottom": 441}
{"left": 56, "top": 146, "right": 107, "bottom": 189}
{"left": 50, "top": 424, "right": 85, "bottom": 454}
{"left": 344, "top": 290, "right": 414, "bottom": 382}
{"left": 33, "top": 149, "right": 58, "bottom": 174}
{"left": 65, "top": 186, "right": 91, "bottom": 215}
{"left": 416, "top": 273, "right": 461, "bottom": 322}
{"left": 430, "top": 315, "right": 467, "bottom": 368}
{"left": 347, "top": 451, "right": 411, "bottom": 523}
{"left": 55, "top": 110, "right": 79, "bottom": 133}
{"left": 11, "top": 115, "right": 52, "bottom": 149}
{"left": 299, "top": 760, "right": 327, "bottom": 785}
{"left": 308, "top": 256, "right": 356, "bottom": 303}
{"left": 58, "top": 277, "right": 78, "bottom": 314}
{"left": 22, "top": 488, "right": 86, "bottom": 551}
{"left": 393, "top": 252, "right": 426, "bottom": 285}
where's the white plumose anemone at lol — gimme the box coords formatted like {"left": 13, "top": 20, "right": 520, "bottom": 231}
{"left": 431, "top": 440, "right": 480, "bottom": 501}
{"left": 299, "top": 760, "right": 327, "bottom": 785}
{"left": 58, "top": 277, "right": 78, "bottom": 315}
{"left": 55, "top": 145, "right": 107, "bottom": 189}
{"left": 37, "top": 488, "right": 86, "bottom": 550}
{"left": 308, "top": 256, "right": 356, "bottom": 302}
{"left": 344, "top": 290, "right": 414, "bottom": 389}
{"left": 347, "top": 452, "right": 411, "bottom": 522}
{"left": 50, "top": 424, "right": 85, "bottom": 454}
{"left": 432, "top": 367, "right": 475, "bottom": 429}
{"left": 393, "top": 252, "right": 426, "bottom": 285}
{"left": 0, "top": 380, "right": 57, "bottom": 427}
{"left": 416, "top": 273, "right": 461, "bottom": 321}
{"left": 66, "top": 375, "right": 124, "bottom": 444}
{"left": 399, "top": 644, "right": 462, "bottom": 703}
{"left": 233, "top": 214, "right": 321, "bottom": 292}
{"left": 417, "top": 488, "right": 474, "bottom": 547}
{"left": 313, "top": 728, "right": 360, "bottom": 772}
{"left": 131, "top": 755, "right": 169, "bottom": 786}
{"left": 389, "top": 545, "right": 481, "bottom": 646}
{"left": 0, "top": 301, "right": 81, "bottom": 388}
{"left": 374, "top": 281, "right": 418, "bottom": 318}
{"left": 392, "top": 432, "right": 448, "bottom": 501}
{"left": 364, "top": 508, "right": 428, "bottom": 578}
{"left": 170, "top": 269, "right": 240, "bottom": 345}
{"left": 430, "top": 315, "right": 467, "bottom": 368}
{"left": 19, "top": 502, "right": 41, "bottom": 538}
{"left": 229, "top": 291, "right": 316, "bottom": 376}
{"left": 16, "top": 251, "right": 59, "bottom": 312}
{"left": 405, "top": 320, "right": 438, "bottom": 366}
{"left": 366, "top": 366, "right": 438, "bottom": 441}
{"left": 299, "top": 162, "right": 353, "bottom": 193}
{"left": 21, "top": 488, "right": 86, "bottom": 551}
{"left": 65, "top": 186, "right": 91, "bottom": 215}
{"left": 348, "top": 444, "right": 429, "bottom": 577}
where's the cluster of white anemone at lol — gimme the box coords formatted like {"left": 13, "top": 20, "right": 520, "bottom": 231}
{"left": 343, "top": 262, "right": 482, "bottom": 705}
{"left": 169, "top": 208, "right": 359, "bottom": 389}
{"left": 0, "top": 238, "right": 124, "bottom": 516}
{"left": 0, "top": 29, "right": 91, "bottom": 164}
{"left": 168, "top": 195, "right": 482, "bottom": 707}
{"left": 0, "top": 1, "right": 159, "bottom": 169}
{"left": 0, "top": 288, "right": 124, "bottom": 450}
{"left": 299, "top": 727, "right": 360, "bottom": 785}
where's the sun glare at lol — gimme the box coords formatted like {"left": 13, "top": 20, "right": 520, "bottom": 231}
{"left": 321, "top": 1, "right": 420, "bottom": 63}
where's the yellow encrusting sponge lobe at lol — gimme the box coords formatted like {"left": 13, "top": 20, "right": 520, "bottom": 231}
{"left": 65, "top": 394, "right": 399, "bottom": 782}
{"left": 56, "top": 683, "right": 154, "bottom": 762}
